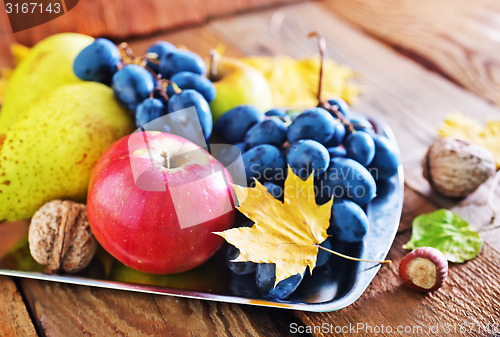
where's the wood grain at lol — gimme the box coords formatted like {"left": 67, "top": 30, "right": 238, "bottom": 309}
{"left": 325, "top": 0, "right": 500, "bottom": 106}
{"left": 20, "top": 278, "right": 302, "bottom": 336}
{"left": 10, "top": 0, "right": 305, "bottom": 47}
{"left": 0, "top": 276, "right": 37, "bottom": 337}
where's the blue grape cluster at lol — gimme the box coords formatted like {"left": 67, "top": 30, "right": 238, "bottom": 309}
{"left": 220, "top": 99, "right": 400, "bottom": 300}
{"left": 73, "top": 38, "right": 216, "bottom": 139}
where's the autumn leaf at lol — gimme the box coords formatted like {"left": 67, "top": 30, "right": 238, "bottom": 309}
{"left": 215, "top": 168, "right": 333, "bottom": 286}
{"left": 242, "top": 56, "right": 359, "bottom": 108}
{"left": 439, "top": 112, "right": 500, "bottom": 169}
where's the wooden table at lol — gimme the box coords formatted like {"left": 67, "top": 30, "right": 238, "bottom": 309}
{"left": 1, "top": 1, "right": 500, "bottom": 336}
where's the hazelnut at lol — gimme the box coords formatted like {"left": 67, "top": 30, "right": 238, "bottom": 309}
{"left": 423, "top": 137, "right": 495, "bottom": 198}
{"left": 29, "top": 200, "right": 97, "bottom": 273}
{"left": 399, "top": 247, "right": 448, "bottom": 292}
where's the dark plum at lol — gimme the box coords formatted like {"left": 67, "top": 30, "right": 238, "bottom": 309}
{"left": 286, "top": 139, "right": 330, "bottom": 179}
{"left": 244, "top": 118, "right": 287, "bottom": 149}
{"left": 214, "top": 105, "right": 265, "bottom": 144}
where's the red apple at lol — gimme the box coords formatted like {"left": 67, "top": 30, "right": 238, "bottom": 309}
{"left": 87, "top": 131, "right": 235, "bottom": 274}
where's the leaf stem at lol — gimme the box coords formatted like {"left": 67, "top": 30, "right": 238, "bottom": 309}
{"left": 317, "top": 245, "right": 392, "bottom": 267}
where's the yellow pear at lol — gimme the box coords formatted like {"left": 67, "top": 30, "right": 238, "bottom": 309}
{"left": 0, "top": 33, "right": 94, "bottom": 132}
{"left": 0, "top": 82, "right": 134, "bottom": 221}
{"left": 209, "top": 58, "right": 273, "bottom": 122}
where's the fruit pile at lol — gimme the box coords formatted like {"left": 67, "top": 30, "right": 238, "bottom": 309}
{"left": 218, "top": 97, "right": 400, "bottom": 300}
{"left": 73, "top": 38, "right": 215, "bottom": 139}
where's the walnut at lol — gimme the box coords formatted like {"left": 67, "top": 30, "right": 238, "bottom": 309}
{"left": 423, "top": 137, "right": 495, "bottom": 198}
{"left": 28, "top": 200, "right": 97, "bottom": 273}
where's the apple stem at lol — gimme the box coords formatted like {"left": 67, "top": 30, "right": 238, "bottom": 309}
{"left": 209, "top": 49, "right": 219, "bottom": 81}
{"left": 317, "top": 245, "right": 392, "bottom": 267}
{"left": 161, "top": 151, "right": 171, "bottom": 169}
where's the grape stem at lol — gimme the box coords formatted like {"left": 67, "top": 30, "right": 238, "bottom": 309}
{"left": 308, "top": 31, "right": 356, "bottom": 133}
{"left": 317, "top": 244, "right": 392, "bottom": 267}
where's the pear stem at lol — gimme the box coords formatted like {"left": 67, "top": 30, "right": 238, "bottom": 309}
{"left": 317, "top": 245, "right": 392, "bottom": 267}
{"left": 209, "top": 49, "right": 219, "bottom": 81}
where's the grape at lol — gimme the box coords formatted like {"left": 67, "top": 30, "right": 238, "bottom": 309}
{"left": 327, "top": 146, "right": 347, "bottom": 158}
{"left": 345, "top": 131, "right": 375, "bottom": 166}
{"left": 327, "top": 97, "right": 350, "bottom": 117}
{"left": 112, "top": 64, "right": 155, "bottom": 111}
{"left": 256, "top": 263, "right": 303, "bottom": 300}
{"left": 214, "top": 105, "right": 265, "bottom": 144}
{"left": 73, "top": 38, "right": 121, "bottom": 85}
{"left": 242, "top": 144, "right": 285, "bottom": 184}
{"left": 329, "top": 200, "right": 369, "bottom": 242}
{"left": 316, "top": 238, "right": 332, "bottom": 268}
{"left": 167, "top": 71, "right": 216, "bottom": 103}
{"left": 368, "top": 134, "right": 400, "bottom": 179}
{"left": 348, "top": 115, "right": 374, "bottom": 134}
{"left": 168, "top": 89, "right": 213, "bottom": 139}
{"left": 286, "top": 139, "right": 330, "bottom": 179}
{"left": 265, "top": 108, "right": 287, "bottom": 118}
{"left": 226, "top": 245, "right": 257, "bottom": 275}
{"left": 244, "top": 118, "right": 287, "bottom": 149}
{"left": 327, "top": 158, "right": 377, "bottom": 205}
{"left": 287, "top": 107, "right": 337, "bottom": 145}
{"left": 146, "top": 41, "right": 176, "bottom": 73}
{"left": 314, "top": 168, "right": 341, "bottom": 205}
{"left": 324, "top": 119, "right": 346, "bottom": 147}
{"left": 159, "top": 49, "right": 206, "bottom": 79}
{"left": 263, "top": 182, "right": 284, "bottom": 201}
{"left": 135, "top": 98, "right": 166, "bottom": 128}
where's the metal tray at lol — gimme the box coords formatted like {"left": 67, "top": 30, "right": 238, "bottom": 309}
{"left": 0, "top": 116, "right": 403, "bottom": 312}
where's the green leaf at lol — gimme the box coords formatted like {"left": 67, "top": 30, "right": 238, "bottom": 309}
{"left": 403, "top": 209, "right": 482, "bottom": 263}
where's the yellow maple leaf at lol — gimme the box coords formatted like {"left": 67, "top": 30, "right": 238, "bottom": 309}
{"left": 215, "top": 168, "right": 333, "bottom": 286}
{"left": 439, "top": 112, "right": 500, "bottom": 169}
{"left": 242, "top": 56, "right": 359, "bottom": 108}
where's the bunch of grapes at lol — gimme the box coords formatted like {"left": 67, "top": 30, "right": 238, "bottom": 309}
{"left": 217, "top": 97, "right": 400, "bottom": 300}
{"left": 72, "top": 38, "right": 216, "bottom": 139}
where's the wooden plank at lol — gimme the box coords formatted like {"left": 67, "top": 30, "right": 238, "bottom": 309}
{"left": 20, "top": 278, "right": 301, "bottom": 336}
{"left": 325, "top": 0, "right": 500, "bottom": 106}
{"left": 210, "top": 1, "right": 500, "bottom": 250}
{"left": 10, "top": 0, "right": 305, "bottom": 47}
{"left": 0, "top": 276, "right": 37, "bottom": 337}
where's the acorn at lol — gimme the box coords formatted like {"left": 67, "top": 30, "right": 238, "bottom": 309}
{"left": 399, "top": 247, "right": 448, "bottom": 292}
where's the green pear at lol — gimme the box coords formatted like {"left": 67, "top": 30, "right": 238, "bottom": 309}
{"left": 209, "top": 58, "right": 273, "bottom": 122}
{"left": 0, "top": 33, "right": 94, "bottom": 132}
{"left": 0, "top": 82, "right": 134, "bottom": 221}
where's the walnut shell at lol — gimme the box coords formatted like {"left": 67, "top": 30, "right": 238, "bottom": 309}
{"left": 29, "top": 200, "right": 97, "bottom": 273}
{"left": 423, "top": 138, "right": 495, "bottom": 198}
